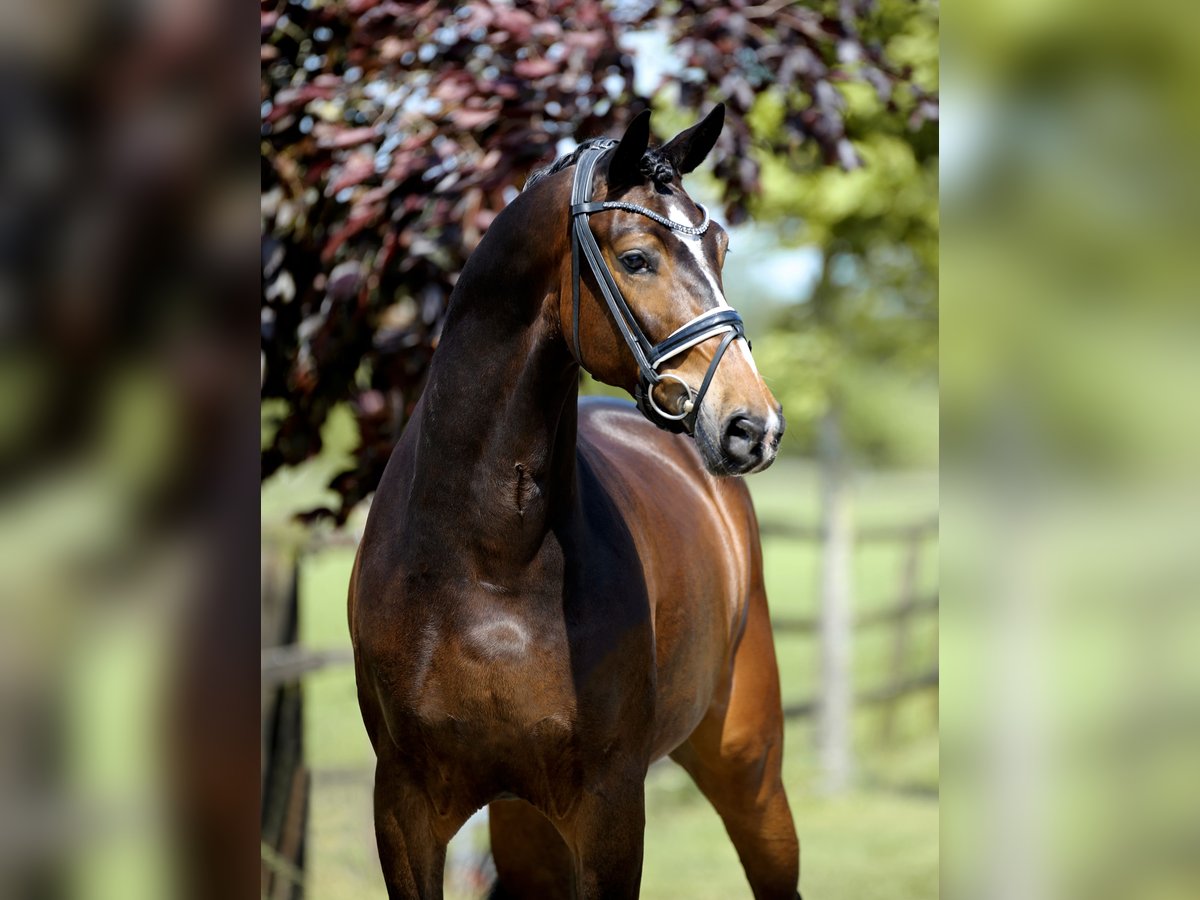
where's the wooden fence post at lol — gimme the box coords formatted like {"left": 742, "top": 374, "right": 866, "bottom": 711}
{"left": 816, "top": 406, "right": 854, "bottom": 793}
{"left": 261, "top": 543, "right": 307, "bottom": 899}
{"left": 879, "top": 526, "right": 923, "bottom": 744}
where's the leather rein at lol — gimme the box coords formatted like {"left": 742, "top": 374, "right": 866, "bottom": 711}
{"left": 569, "top": 141, "right": 748, "bottom": 435}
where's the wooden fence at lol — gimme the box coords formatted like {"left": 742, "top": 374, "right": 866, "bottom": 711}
{"left": 761, "top": 516, "right": 938, "bottom": 740}
{"left": 261, "top": 546, "right": 306, "bottom": 900}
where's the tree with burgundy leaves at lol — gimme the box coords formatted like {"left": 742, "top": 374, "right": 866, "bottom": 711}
{"left": 261, "top": 0, "right": 937, "bottom": 522}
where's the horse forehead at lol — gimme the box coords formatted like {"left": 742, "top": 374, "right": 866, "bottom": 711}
{"left": 619, "top": 184, "right": 702, "bottom": 230}
{"left": 661, "top": 194, "right": 725, "bottom": 296}
{"left": 663, "top": 193, "right": 703, "bottom": 229}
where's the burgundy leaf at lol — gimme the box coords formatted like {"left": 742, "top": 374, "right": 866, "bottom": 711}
{"left": 318, "top": 126, "right": 378, "bottom": 150}
{"left": 328, "top": 153, "right": 375, "bottom": 193}
{"left": 513, "top": 58, "right": 558, "bottom": 79}
{"left": 451, "top": 107, "right": 500, "bottom": 129}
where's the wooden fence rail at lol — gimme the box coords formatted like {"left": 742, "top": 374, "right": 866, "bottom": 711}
{"left": 759, "top": 517, "right": 937, "bottom": 543}
{"left": 782, "top": 667, "right": 939, "bottom": 719}
{"left": 262, "top": 645, "right": 354, "bottom": 689}
{"left": 771, "top": 594, "right": 938, "bottom": 635}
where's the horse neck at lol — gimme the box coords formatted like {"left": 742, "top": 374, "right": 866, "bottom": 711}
{"left": 405, "top": 182, "right": 580, "bottom": 574}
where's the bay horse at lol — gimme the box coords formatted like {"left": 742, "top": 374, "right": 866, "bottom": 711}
{"left": 349, "top": 105, "right": 801, "bottom": 899}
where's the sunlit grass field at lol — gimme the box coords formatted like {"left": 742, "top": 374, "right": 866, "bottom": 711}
{"left": 295, "top": 458, "right": 938, "bottom": 899}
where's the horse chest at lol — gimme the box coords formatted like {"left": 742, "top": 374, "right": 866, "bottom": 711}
{"left": 394, "top": 595, "right": 579, "bottom": 735}
{"left": 372, "top": 567, "right": 653, "bottom": 756}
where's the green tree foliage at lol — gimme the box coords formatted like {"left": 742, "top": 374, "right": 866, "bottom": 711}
{"left": 744, "top": 0, "right": 939, "bottom": 465}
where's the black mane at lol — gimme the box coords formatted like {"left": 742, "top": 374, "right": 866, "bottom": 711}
{"left": 523, "top": 138, "right": 676, "bottom": 191}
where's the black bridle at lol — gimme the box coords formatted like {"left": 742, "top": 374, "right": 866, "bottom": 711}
{"left": 569, "top": 142, "right": 748, "bottom": 435}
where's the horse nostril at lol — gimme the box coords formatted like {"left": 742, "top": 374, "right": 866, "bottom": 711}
{"left": 770, "top": 409, "right": 786, "bottom": 450}
{"left": 721, "top": 414, "right": 767, "bottom": 465}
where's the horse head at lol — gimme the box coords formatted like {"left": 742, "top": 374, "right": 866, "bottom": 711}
{"left": 553, "top": 106, "right": 784, "bottom": 476}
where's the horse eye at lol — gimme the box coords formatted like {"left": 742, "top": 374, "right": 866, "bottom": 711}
{"left": 620, "top": 252, "right": 650, "bottom": 273}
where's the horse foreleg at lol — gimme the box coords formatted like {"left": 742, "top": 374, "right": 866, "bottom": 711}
{"left": 487, "top": 797, "right": 574, "bottom": 899}
{"left": 557, "top": 767, "right": 646, "bottom": 900}
{"left": 671, "top": 584, "right": 802, "bottom": 900}
{"left": 372, "top": 761, "right": 449, "bottom": 900}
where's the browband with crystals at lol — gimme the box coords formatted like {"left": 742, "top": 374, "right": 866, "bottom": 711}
{"left": 568, "top": 142, "right": 747, "bottom": 434}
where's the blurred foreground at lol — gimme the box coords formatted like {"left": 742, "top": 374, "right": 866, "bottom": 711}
{"left": 0, "top": 0, "right": 1197, "bottom": 898}
{"left": 0, "top": 1, "right": 258, "bottom": 898}
{"left": 942, "top": 0, "right": 1200, "bottom": 897}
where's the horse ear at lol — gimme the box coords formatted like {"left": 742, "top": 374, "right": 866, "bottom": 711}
{"left": 607, "top": 109, "right": 652, "bottom": 187}
{"left": 659, "top": 103, "right": 725, "bottom": 174}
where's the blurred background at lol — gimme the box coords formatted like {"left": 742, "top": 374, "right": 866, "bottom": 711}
{"left": 941, "top": 1, "right": 1200, "bottom": 898}
{"left": 1, "top": 0, "right": 1195, "bottom": 897}
{"left": 261, "top": 1, "right": 938, "bottom": 898}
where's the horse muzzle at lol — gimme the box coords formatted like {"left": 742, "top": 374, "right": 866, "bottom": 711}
{"left": 701, "top": 407, "right": 784, "bottom": 476}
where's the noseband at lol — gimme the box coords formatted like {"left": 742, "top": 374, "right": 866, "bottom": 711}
{"left": 569, "top": 142, "right": 748, "bottom": 435}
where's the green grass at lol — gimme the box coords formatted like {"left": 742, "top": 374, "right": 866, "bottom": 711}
{"left": 642, "top": 735, "right": 939, "bottom": 900}
{"left": 293, "top": 458, "right": 938, "bottom": 898}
